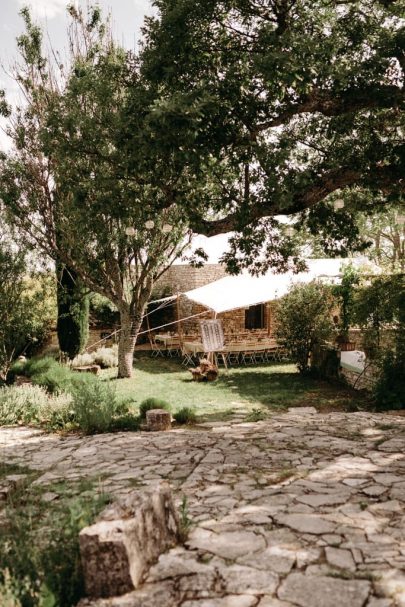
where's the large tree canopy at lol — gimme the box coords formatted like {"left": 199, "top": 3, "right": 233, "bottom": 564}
{"left": 140, "top": 0, "right": 404, "bottom": 270}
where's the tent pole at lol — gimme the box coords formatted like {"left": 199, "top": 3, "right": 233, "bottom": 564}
{"left": 146, "top": 310, "right": 153, "bottom": 346}
{"left": 211, "top": 311, "right": 217, "bottom": 365}
{"left": 176, "top": 293, "right": 184, "bottom": 351}
{"left": 267, "top": 303, "right": 272, "bottom": 337}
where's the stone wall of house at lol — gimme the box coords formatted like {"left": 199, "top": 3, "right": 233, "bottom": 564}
{"left": 340, "top": 362, "right": 377, "bottom": 391}
{"left": 178, "top": 298, "right": 278, "bottom": 338}
{"left": 156, "top": 264, "right": 228, "bottom": 296}
{"left": 44, "top": 326, "right": 119, "bottom": 354}
{"left": 155, "top": 264, "right": 280, "bottom": 338}
{"left": 346, "top": 328, "right": 397, "bottom": 352}
{"left": 311, "top": 344, "right": 377, "bottom": 391}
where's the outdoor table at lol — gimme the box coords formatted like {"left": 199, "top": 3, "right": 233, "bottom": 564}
{"left": 183, "top": 341, "right": 205, "bottom": 356}
{"left": 154, "top": 334, "right": 180, "bottom": 357}
{"left": 155, "top": 334, "right": 180, "bottom": 347}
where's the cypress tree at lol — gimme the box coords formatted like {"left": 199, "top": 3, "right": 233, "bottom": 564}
{"left": 56, "top": 263, "right": 89, "bottom": 359}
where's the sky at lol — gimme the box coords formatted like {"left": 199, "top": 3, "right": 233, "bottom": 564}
{"left": 0, "top": 0, "right": 155, "bottom": 150}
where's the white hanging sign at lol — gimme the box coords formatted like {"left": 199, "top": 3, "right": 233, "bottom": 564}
{"left": 200, "top": 319, "right": 224, "bottom": 352}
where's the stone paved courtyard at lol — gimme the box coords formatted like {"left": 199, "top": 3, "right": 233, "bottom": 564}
{"left": 1, "top": 408, "right": 405, "bottom": 607}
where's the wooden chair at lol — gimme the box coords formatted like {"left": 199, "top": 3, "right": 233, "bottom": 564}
{"left": 181, "top": 347, "right": 194, "bottom": 366}
{"left": 150, "top": 336, "right": 165, "bottom": 358}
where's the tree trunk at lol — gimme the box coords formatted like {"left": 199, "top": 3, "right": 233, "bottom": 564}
{"left": 117, "top": 307, "right": 144, "bottom": 378}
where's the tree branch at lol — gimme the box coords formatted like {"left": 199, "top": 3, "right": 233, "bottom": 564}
{"left": 254, "top": 86, "right": 404, "bottom": 133}
{"left": 196, "top": 164, "right": 405, "bottom": 236}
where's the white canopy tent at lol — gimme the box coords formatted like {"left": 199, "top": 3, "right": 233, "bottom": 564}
{"left": 180, "top": 258, "right": 370, "bottom": 314}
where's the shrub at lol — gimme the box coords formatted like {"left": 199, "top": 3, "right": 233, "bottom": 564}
{"left": 372, "top": 289, "right": 405, "bottom": 410}
{"left": 40, "top": 393, "right": 74, "bottom": 431}
{"left": 173, "top": 407, "right": 197, "bottom": 425}
{"left": 0, "top": 384, "right": 72, "bottom": 428}
{"left": 109, "top": 413, "right": 141, "bottom": 432}
{"left": 10, "top": 357, "right": 75, "bottom": 394}
{"left": 332, "top": 263, "right": 360, "bottom": 340}
{"left": 9, "top": 356, "right": 49, "bottom": 380}
{"left": 139, "top": 397, "right": 171, "bottom": 419}
{"left": 0, "top": 478, "right": 109, "bottom": 607}
{"left": 0, "top": 241, "right": 55, "bottom": 380}
{"left": 31, "top": 364, "right": 74, "bottom": 394}
{"left": 93, "top": 345, "right": 118, "bottom": 369}
{"left": 71, "top": 345, "right": 118, "bottom": 369}
{"left": 69, "top": 376, "right": 132, "bottom": 434}
{"left": 0, "top": 570, "right": 22, "bottom": 607}
{"left": 70, "top": 352, "right": 94, "bottom": 367}
{"left": 0, "top": 385, "right": 47, "bottom": 425}
{"left": 353, "top": 275, "right": 404, "bottom": 359}
{"left": 6, "top": 359, "right": 27, "bottom": 382}
{"left": 1, "top": 363, "right": 141, "bottom": 434}
{"left": 373, "top": 350, "right": 405, "bottom": 410}
{"left": 275, "top": 282, "right": 335, "bottom": 373}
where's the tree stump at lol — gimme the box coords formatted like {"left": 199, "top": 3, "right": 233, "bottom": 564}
{"left": 146, "top": 409, "right": 172, "bottom": 431}
{"left": 79, "top": 482, "right": 179, "bottom": 597}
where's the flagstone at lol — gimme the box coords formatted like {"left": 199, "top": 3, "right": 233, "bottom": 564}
{"left": 325, "top": 546, "right": 356, "bottom": 571}
{"left": 238, "top": 545, "right": 296, "bottom": 574}
{"left": 296, "top": 493, "right": 349, "bottom": 507}
{"left": 186, "top": 528, "right": 265, "bottom": 559}
{"left": 221, "top": 564, "right": 278, "bottom": 595}
{"left": 342, "top": 478, "right": 369, "bottom": 487}
{"left": 182, "top": 597, "right": 257, "bottom": 607}
{"left": 362, "top": 484, "right": 388, "bottom": 497}
{"left": 278, "top": 573, "right": 371, "bottom": 607}
{"left": 257, "top": 600, "right": 294, "bottom": 607}
{"left": 275, "top": 513, "right": 336, "bottom": 535}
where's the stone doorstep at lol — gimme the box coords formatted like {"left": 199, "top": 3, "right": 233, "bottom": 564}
{"left": 79, "top": 481, "right": 179, "bottom": 599}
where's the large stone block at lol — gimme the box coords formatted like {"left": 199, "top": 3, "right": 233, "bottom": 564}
{"left": 145, "top": 409, "right": 172, "bottom": 431}
{"left": 79, "top": 482, "right": 179, "bottom": 598}
{"left": 74, "top": 365, "right": 101, "bottom": 375}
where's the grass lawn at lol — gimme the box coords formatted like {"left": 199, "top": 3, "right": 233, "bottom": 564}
{"left": 101, "top": 354, "right": 370, "bottom": 421}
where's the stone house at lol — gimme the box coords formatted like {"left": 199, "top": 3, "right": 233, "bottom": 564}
{"left": 151, "top": 237, "right": 367, "bottom": 340}
{"left": 155, "top": 262, "right": 276, "bottom": 338}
